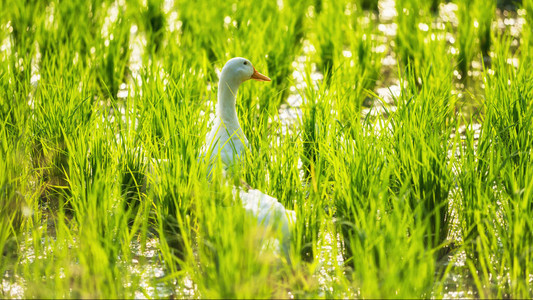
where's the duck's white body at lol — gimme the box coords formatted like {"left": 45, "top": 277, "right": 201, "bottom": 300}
{"left": 236, "top": 188, "right": 296, "bottom": 262}
{"left": 204, "top": 75, "right": 249, "bottom": 168}
{"left": 204, "top": 57, "right": 295, "bottom": 264}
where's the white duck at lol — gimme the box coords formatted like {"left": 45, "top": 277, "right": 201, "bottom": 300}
{"left": 205, "top": 57, "right": 269, "bottom": 168}
{"left": 203, "top": 57, "right": 296, "bottom": 265}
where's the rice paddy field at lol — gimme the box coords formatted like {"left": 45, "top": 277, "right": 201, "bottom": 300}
{"left": 1, "top": 0, "right": 533, "bottom": 298}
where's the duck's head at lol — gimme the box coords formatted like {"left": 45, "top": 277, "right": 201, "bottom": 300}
{"left": 220, "top": 57, "right": 271, "bottom": 84}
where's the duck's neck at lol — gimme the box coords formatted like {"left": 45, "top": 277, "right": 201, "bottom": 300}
{"left": 216, "top": 77, "right": 242, "bottom": 129}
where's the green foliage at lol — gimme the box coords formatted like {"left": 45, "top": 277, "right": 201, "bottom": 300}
{"left": 475, "top": 0, "right": 496, "bottom": 58}
{"left": 0, "top": 0, "right": 532, "bottom": 298}
{"left": 456, "top": 0, "right": 476, "bottom": 79}
{"left": 395, "top": 0, "right": 431, "bottom": 68}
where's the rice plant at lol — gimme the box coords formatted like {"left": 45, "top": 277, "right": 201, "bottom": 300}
{"left": 1, "top": 0, "right": 532, "bottom": 298}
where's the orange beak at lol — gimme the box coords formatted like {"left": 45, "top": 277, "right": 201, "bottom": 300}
{"left": 251, "top": 67, "right": 271, "bottom": 81}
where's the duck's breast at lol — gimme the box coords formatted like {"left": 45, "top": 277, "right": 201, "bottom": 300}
{"left": 206, "top": 125, "right": 248, "bottom": 168}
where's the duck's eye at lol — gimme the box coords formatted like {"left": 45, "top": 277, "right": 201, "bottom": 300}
{"left": 243, "top": 61, "right": 248, "bottom": 65}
